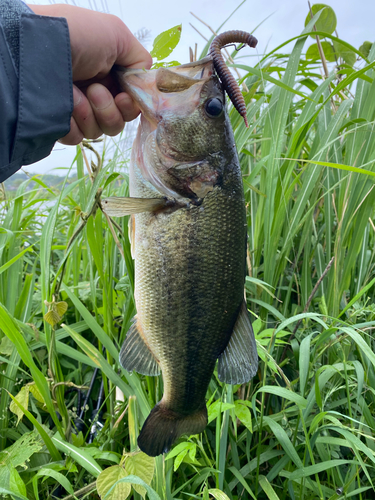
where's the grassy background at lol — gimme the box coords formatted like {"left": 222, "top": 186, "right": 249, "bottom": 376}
{"left": 0, "top": 5, "right": 375, "bottom": 500}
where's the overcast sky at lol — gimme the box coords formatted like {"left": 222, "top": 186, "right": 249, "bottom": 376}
{"left": 23, "top": 0, "right": 375, "bottom": 176}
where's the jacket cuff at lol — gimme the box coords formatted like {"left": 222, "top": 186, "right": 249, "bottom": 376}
{"left": 10, "top": 12, "right": 73, "bottom": 170}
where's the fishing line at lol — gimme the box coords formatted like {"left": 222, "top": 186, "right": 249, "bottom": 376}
{"left": 221, "top": 43, "right": 247, "bottom": 52}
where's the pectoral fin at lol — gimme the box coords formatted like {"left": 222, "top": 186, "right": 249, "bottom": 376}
{"left": 120, "top": 318, "right": 161, "bottom": 376}
{"left": 218, "top": 301, "right": 258, "bottom": 384}
{"left": 102, "top": 197, "right": 168, "bottom": 216}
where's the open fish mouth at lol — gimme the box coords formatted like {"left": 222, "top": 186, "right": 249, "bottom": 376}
{"left": 114, "top": 57, "right": 215, "bottom": 127}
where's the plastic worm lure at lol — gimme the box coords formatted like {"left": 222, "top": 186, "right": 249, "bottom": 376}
{"left": 209, "top": 30, "right": 258, "bottom": 127}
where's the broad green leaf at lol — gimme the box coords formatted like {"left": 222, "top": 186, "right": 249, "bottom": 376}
{"left": 124, "top": 452, "right": 155, "bottom": 497}
{"left": 0, "top": 335, "right": 14, "bottom": 356}
{"left": 44, "top": 309, "right": 61, "bottom": 327}
{"left": 207, "top": 400, "right": 235, "bottom": 423}
{"left": 7, "top": 391, "right": 61, "bottom": 461}
{"left": 44, "top": 300, "right": 68, "bottom": 327}
{"left": 9, "top": 386, "right": 29, "bottom": 424}
{"left": 29, "top": 383, "right": 45, "bottom": 404}
{"left": 165, "top": 441, "right": 195, "bottom": 461}
{"left": 97, "top": 465, "right": 131, "bottom": 500}
{"left": 9, "top": 466, "right": 26, "bottom": 497}
{"left": 306, "top": 41, "right": 335, "bottom": 62}
{"left": 0, "top": 430, "right": 43, "bottom": 468}
{"left": 333, "top": 40, "right": 356, "bottom": 66}
{"left": 104, "top": 475, "right": 161, "bottom": 500}
{"left": 234, "top": 401, "right": 252, "bottom": 432}
{"left": 174, "top": 450, "right": 188, "bottom": 472}
{"left": 150, "top": 25, "right": 182, "bottom": 61}
{"left": 359, "top": 41, "right": 373, "bottom": 58}
{"left": 55, "top": 301, "right": 68, "bottom": 317}
{"left": 0, "top": 486, "right": 28, "bottom": 500}
{"left": 152, "top": 60, "right": 181, "bottom": 69}
{"left": 304, "top": 4, "right": 337, "bottom": 36}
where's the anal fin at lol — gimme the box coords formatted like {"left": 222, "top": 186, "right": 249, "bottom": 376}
{"left": 218, "top": 301, "right": 258, "bottom": 384}
{"left": 120, "top": 318, "right": 161, "bottom": 376}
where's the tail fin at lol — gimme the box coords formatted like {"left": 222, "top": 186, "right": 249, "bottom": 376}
{"left": 137, "top": 402, "right": 207, "bottom": 457}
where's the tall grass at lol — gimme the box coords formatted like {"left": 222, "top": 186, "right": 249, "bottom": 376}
{"left": 0, "top": 5, "right": 375, "bottom": 500}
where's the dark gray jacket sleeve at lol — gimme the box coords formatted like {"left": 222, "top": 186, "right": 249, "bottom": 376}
{"left": 0, "top": 0, "right": 73, "bottom": 183}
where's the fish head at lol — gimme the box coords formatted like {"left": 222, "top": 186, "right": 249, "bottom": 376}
{"left": 116, "top": 58, "right": 235, "bottom": 201}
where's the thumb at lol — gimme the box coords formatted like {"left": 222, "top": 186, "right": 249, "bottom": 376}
{"left": 114, "top": 20, "right": 153, "bottom": 69}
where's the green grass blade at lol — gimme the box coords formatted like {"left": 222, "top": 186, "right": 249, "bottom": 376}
{"left": 52, "top": 432, "right": 102, "bottom": 477}
{"left": 258, "top": 475, "right": 281, "bottom": 500}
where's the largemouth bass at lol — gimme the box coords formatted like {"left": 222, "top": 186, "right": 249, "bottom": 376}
{"left": 103, "top": 32, "right": 258, "bottom": 457}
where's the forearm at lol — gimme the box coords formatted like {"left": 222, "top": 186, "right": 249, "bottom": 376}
{"left": 0, "top": 1, "right": 72, "bottom": 183}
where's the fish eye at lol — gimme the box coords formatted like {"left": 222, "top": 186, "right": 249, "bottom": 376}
{"left": 205, "top": 98, "right": 223, "bottom": 118}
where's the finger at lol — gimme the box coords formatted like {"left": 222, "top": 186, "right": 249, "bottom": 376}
{"left": 114, "top": 19, "right": 153, "bottom": 70}
{"left": 87, "top": 83, "right": 125, "bottom": 136}
{"left": 72, "top": 85, "right": 102, "bottom": 139}
{"left": 115, "top": 92, "right": 141, "bottom": 122}
{"left": 59, "top": 117, "right": 84, "bottom": 145}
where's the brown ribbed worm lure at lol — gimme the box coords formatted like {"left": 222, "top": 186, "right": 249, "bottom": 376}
{"left": 209, "top": 30, "right": 258, "bottom": 127}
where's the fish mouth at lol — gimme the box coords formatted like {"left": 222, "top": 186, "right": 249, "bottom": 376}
{"left": 116, "top": 58, "right": 222, "bottom": 202}
{"left": 114, "top": 57, "right": 215, "bottom": 125}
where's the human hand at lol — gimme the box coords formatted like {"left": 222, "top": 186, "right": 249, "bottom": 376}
{"left": 28, "top": 4, "right": 152, "bottom": 144}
